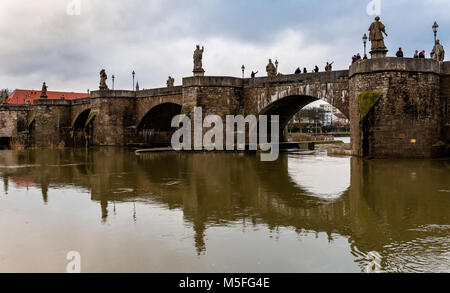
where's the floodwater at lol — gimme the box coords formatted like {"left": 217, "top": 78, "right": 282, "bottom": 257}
{"left": 338, "top": 136, "right": 351, "bottom": 144}
{"left": 0, "top": 148, "right": 448, "bottom": 273}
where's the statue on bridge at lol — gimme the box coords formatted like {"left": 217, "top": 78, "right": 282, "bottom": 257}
{"left": 167, "top": 76, "right": 175, "bottom": 87}
{"left": 431, "top": 40, "right": 445, "bottom": 62}
{"left": 193, "top": 45, "right": 205, "bottom": 76}
{"left": 369, "top": 16, "right": 388, "bottom": 58}
{"left": 266, "top": 59, "right": 277, "bottom": 77}
{"left": 40, "top": 82, "right": 48, "bottom": 99}
{"left": 1, "top": 90, "right": 8, "bottom": 104}
{"left": 99, "top": 69, "right": 109, "bottom": 90}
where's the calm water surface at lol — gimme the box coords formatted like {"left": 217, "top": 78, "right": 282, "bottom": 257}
{"left": 0, "top": 148, "right": 448, "bottom": 273}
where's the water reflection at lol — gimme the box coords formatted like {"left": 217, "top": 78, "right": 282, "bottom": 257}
{"left": 0, "top": 149, "right": 448, "bottom": 272}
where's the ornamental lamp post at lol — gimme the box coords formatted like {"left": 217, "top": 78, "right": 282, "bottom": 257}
{"left": 275, "top": 59, "right": 279, "bottom": 74}
{"left": 132, "top": 71, "right": 136, "bottom": 91}
{"left": 241, "top": 65, "right": 245, "bottom": 78}
{"left": 363, "top": 33, "right": 368, "bottom": 56}
{"left": 112, "top": 75, "right": 115, "bottom": 90}
{"left": 432, "top": 21, "right": 439, "bottom": 45}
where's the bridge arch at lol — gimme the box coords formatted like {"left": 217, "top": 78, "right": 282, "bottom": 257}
{"left": 258, "top": 94, "right": 349, "bottom": 142}
{"left": 137, "top": 102, "right": 182, "bottom": 146}
{"left": 71, "top": 109, "right": 95, "bottom": 147}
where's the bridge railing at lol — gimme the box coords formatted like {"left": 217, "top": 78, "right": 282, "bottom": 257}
{"left": 0, "top": 105, "right": 32, "bottom": 111}
{"left": 243, "top": 70, "right": 349, "bottom": 86}
{"left": 136, "top": 86, "right": 182, "bottom": 98}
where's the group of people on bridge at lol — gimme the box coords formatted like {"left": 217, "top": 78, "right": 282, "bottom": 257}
{"left": 395, "top": 40, "right": 445, "bottom": 61}
{"left": 293, "top": 65, "right": 323, "bottom": 75}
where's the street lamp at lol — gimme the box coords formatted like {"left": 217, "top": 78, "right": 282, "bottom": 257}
{"left": 132, "top": 71, "right": 135, "bottom": 91}
{"left": 112, "top": 75, "right": 115, "bottom": 90}
{"left": 432, "top": 21, "right": 439, "bottom": 44}
{"left": 362, "top": 33, "right": 368, "bottom": 56}
{"left": 275, "top": 60, "right": 279, "bottom": 74}
{"left": 241, "top": 65, "right": 245, "bottom": 78}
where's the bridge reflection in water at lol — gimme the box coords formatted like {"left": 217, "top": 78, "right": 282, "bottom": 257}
{"left": 0, "top": 149, "right": 448, "bottom": 272}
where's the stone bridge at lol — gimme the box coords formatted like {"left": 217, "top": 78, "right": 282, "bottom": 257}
{"left": 0, "top": 58, "right": 449, "bottom": 158}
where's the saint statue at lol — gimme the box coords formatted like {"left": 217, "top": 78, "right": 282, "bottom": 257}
{"left": 99, "top": 69, "right": 109, "bottom": 90}
{"left": 167, "top": 76, "right": 175, "bottom": 87}
{"left": 40, "top": 82, "right": 48, "bottom": 99}
{"left": 369, "top": 16, "right": 388, "bottom": 52}
{"left": 193, "top": 45, "right": 205, "bottom": 72}
{"left": 266, "top": 59, "right": 276, "bottom": 77}
{"left": 1, "top": 90, "right": 8, "bottom": 104}
{"left": 431, "top": 40, "right": 445, "bottom": 62}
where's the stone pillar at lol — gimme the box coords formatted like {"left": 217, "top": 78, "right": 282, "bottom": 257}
{"left": 369, "top": 49, "right": 388, "bottom": 59}
{"left": 90, "top": 90, "right": 136, "bottom": 146}
{"left": 33, "top": 100, "right": 72, "bottom": 148}
{"left": 440, "top": 62, "right": 450, "bottom": 156}
{"left": 193, "top": 69, "right": 205, "bottom": 77}
{"left": 349, "top": 58, "right": 445, "bottom": 158}
{"left": 182, "top": 76, "right": 243, "bottom": 149}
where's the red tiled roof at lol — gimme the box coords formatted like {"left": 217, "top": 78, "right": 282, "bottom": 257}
{"left": 7, "top": 89, "right": 90, "bottom": 105}
{"left": 10, "top": 176, "right": 35, "bottom": 187}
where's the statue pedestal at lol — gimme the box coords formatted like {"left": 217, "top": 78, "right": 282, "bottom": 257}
{"left": 370, "top": 49, "right": 388, "bottom": 59}
{"left": 193, "top": 69, "right": 205, "bottom": 77}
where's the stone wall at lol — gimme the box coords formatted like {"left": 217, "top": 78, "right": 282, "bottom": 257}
{"left": 439, "top": 73, "right": 450, "bottom": 147}
{"left": 0, "top": 106, "right": 30, "bottom": 137}
{"left": 0, "top": 105, "right": 31, "bottom": 149}
{"left": 0, "top": 61, "right": 447, "bottom": 157}
{"left": 33, "top": 100, "right": 72, "bottom": 148}
{"left": 90, "top": 91, "right": 136, "bottom": 146}
{"left": 182, "top": 77, "right": 243, "bottom": 149}
{"left": 349, "top": 58, "right": 445, "bottom": 158}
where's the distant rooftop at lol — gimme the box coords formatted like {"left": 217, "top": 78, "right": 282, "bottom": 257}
{"left": 7, "top": 89, "right": 90, "bottom": 105}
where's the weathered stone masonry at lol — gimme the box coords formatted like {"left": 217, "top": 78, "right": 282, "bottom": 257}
{"left": 0, "top": 58, "right": 448, "bottom": 158}
{"left": 349, "top": 58, "right": 449, "bottom": 158}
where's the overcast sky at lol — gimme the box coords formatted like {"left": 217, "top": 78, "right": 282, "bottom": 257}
{"left": 0, "top": 0, "right": 448, "bottom": 93}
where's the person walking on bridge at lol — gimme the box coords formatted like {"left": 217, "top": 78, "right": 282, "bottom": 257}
{"left": 396, "top": 48, "right": 404, "bottom": 58}
{"left": 314, "top": 65, "right": 319, "bottom": 73}
{"left": 295, "top": 67, "right": 301, "bottom": 74}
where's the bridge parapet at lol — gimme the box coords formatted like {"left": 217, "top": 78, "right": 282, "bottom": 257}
{"left": 137, "top": 86, "right": 182, "bottom": 98}
{"left": 349, "top": 57, "right": 442, "bottom": 77}
{"left": 244, "top": 70, "right": 349, "bottom": 87}
{"left": 0, "top": 105, "right": 32, "bottom": 111}
{"left": 90, "top": 90, "right": 136, "bottom": 99}
{"left": 71, "top": 98, "right": 91, "bottom": 105}
{"left": 441, "top": 61, "right": 450, "bottom": 75}
{"left": 34, "top": 99, "right": 72, "bottom": 106}
{"left": 183, "top": 76, "right": 243, "bottom": 88}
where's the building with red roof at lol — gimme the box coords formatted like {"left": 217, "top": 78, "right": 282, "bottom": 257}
{"left": 7, "top": 89, "right": 90, "bottom": 105}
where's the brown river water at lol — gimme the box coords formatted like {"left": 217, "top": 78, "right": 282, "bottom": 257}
{"left": 0, "top": 148, "right": 448, "bottom": 273}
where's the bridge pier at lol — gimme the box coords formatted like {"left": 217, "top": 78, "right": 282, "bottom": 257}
{"left": 90, "top": 90, "right": 136, "bottom": 146}
{"left": 349, "top": 58, "right": 448, "bottom": 158}
{"left": 33, "top": 100, "right": 72, "bottom": 148}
